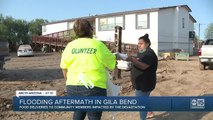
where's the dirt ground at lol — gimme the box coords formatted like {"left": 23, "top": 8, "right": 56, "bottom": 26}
{"left": 0, "top": 52, "right": 213, "bottom": 120}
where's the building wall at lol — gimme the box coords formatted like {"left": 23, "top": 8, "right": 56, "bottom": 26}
{"left": 178, "top": 7, "right": 193, "bottom": 54}
{"left": 188, "top": 18, "right": 194, "bottom": 31}
{"left": 158, "top": 8, "right": 177, "bottom": 52}
{"left": 95, "top": 11, "right": 159, "bottom": 55}
{"left": 42, "top": 22, "right": 68, "bottom": 35}
{"left": 158, "top": 6, "right": 194, "bottom": 55}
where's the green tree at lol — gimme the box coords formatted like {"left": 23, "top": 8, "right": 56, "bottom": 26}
{"left": 0, "top": 15, "right": 50, "bottom": 50}
{"left": 0, "top": 14, "right": 9, "bottom": 40}
{"left": 1, "top": 15, "right": 31, "bottom": 50}
{"left": 4, "top": 16, "right": 30, "bottom": 44}
{"left": 205, "top": 23, "right": 213, "bottom": 39}
{"left": 0, "top": 23, "right": 9, "bottom": 40}
{"left": 29, "top": 19, "right": 48, "bottom": 36}
{"left": 3, "top": 16, "right": 17, "bottom": 44}
{"left": 14, "top": 19, "right": 30, "bottom": 44}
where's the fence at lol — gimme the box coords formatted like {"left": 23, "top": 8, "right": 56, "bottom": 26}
{"left": 32, "top": 36, "right": 138, "bottom": 54}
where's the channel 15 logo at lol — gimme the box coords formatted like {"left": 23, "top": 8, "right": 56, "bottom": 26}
{"left": 190, "top": 98, "right": 205, "bottom": 109}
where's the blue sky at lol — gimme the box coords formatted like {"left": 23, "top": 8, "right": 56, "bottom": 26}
{"left": 0, "top": 0, "right": 212, "bottom": 40}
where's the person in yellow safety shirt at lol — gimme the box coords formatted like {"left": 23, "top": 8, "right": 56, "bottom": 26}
{"left": 60, "top": 19, "right": 117, "bottom": 120}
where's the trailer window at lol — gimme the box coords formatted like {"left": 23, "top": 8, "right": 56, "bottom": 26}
{"left": 99, "top": 16, "right": 124, "bottom": 31}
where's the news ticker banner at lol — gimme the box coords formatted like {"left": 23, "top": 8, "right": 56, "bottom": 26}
{"left": 13, "top": 96, "right": 213, "bottom": 111}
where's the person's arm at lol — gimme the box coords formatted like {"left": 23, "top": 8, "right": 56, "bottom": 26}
{"left": 97, "top": 42, "right": 116, "bottom": 71}
{"left": 61, "top": 69, "right": 67, "bottom": 80}
{"left": 60, "top": 44, "right": 70, "bottom": 80}
{"left": 126, "top": 56, "right": 150, "bottom": 70}
{"left": 132, "top": 57, "right": 150, "bottom": 70}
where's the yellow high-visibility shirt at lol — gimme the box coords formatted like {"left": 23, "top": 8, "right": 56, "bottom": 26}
{"left": 60, "top": 38, "right": 116, "bottom": 89}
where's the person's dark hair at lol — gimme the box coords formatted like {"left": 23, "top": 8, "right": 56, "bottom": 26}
{"left": 73, "top": 19, "right": 93, "bottom": 38}
{"left": 139, "top": 33, "right": 151, "bottom": 47}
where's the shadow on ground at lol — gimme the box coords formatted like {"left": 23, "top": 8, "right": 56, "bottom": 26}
{"left": 0, "top": 68, "right": 63, "bottom": 81}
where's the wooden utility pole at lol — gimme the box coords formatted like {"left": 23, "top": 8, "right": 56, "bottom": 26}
{"left": 199, "top": 23, "right": 201, "bottom": 40}
{"left": 114, "top": 26, "right": 122, "bottom": 79}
